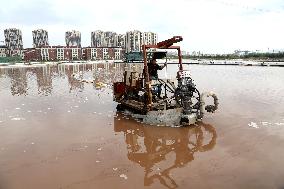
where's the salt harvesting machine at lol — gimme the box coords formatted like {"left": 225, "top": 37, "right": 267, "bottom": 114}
{"left": 113, "top": 36, "right": 218, "bottom": 126}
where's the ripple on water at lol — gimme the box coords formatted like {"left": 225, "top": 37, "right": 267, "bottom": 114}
{"left": 11, "top": 117, "right": 26, "bottom": 121}
{"left": 119, "top": 174, "right": 128, "bottom": 180}
{"left": 248, "top": 120, "right": 284, "bottom": 129}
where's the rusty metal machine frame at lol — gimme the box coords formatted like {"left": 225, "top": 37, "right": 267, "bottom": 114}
{"left": 142, "top": 36, "right": 183, "bottom": 111}
{"left": 114, "top": 36, "right": 218, "bottom": 125}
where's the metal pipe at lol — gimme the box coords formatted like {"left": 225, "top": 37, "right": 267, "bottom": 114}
{"left": 142, "top": 45, "right": 152, "bottom": 110}
{"left": 177, "top": 47, "right": 183, "bottom": 71}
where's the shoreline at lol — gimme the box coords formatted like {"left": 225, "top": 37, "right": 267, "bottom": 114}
{"left": 1, "top": 59, "right": 284, "bottom": 67}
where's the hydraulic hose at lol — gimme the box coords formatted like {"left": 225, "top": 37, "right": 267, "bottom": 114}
{"left": 200, "top": 92, "right": 219, "bottom": 117}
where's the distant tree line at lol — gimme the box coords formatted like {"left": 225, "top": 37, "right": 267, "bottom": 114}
{"left": 242, "top": 52, "right": 284, "bottom": 59}
{"left": 0, "top": 56, "right": 22, "bottom": 63}
{"left": 168, "top": 52, "right": 284, "bottom": 61}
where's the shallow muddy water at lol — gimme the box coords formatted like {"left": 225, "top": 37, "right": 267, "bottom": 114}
{"left": 0, "top": 63, "right": 284, "bottom": 189}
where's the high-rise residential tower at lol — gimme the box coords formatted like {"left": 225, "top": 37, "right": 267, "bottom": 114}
{"left": 125, "top": 30, "right": 142, "bottom": 53}
{"left": 32, "top": 29, "right": 49, "bottom": 47}
{"left": 125, "top": 30, "right": 158, "bottom": 53}
{"left": 91, "top": 30, "right": 117, "bottom": 47}
{"left": 141, "top": 32, "right": 157, "bottom": 46}
{"left": 103, "top": 31, "right": 116, "bottom": 47}
{"left": 114, "top": 34, "right": 126, "bottom": 48}
{"left": 4, "top": 28, "right": 23, "bottom": 50}
{"left": 65, "top": 30, "right": 81, "bottom": 47}
{"left": 91, "top": 30, "right": 103, "bottom": 47}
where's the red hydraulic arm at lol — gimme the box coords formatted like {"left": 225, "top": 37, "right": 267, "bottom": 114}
{"left": 156, "top": 36, "right": 183, "bottom": 49}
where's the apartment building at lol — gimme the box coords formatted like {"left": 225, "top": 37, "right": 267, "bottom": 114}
{"left": 24, "top": 46, "right": 82, "bottom": 62}
{"left": 65, "top": 30, "right": 81, "bottom": 47}
{"left": 83, "top": 47, "right": 124, "bottom": 60}
{"left": 114, "top": 34, "right": 126, "bottom": 48}
{"left": 4, "top": 28, "right": 23, "bottom": 50}
{"left": 125, "top": 30, "right": 158, "bottom": 53}
{"left": 4, "top": 28, "right": 159, "bottom": 61}
{"left": 125, "top": 30, "right": 142, "bottom": 53}
{"left": 91, "top": 30, "right": 103, "bottom": 47}
{"left": 32, "top": 29, "right": 49, "bottom": 48}
{"left": 141, "top": 32, "right": 157, "bottom": 45}
{"left": 0, "top": 45, "right": 7, "bottom": 57}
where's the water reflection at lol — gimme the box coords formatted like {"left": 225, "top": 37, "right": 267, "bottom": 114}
{"left": 0, "top": 63, "right": 131, "bottom": 96}
{"left": 114, "top": 114, "right": 217, "bottom": 189}
{"left": 7, "top": 68, "right": 28, "bottom": 96}
{"left": 34, "top": 66, "right": 53, "bottom": 95}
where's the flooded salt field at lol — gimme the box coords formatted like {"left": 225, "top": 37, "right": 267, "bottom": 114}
{"left": 0, "top": 63, "right": 284, "bottom": 189}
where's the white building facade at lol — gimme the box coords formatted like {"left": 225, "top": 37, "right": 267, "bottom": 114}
{"left": 40, "top": 48, "right": 49, "bottom": 61}
{"left": 141, "top": 32, "right": 157, "bottom": 46}
{"left": 0, "top": 46, "right": 7, "bottom": 57}
{"left": 125, "top": 30, "right": 142, "bottom": 53}
{"left": 57, "top": 48, "right": 65, "bottom": 60}
{"left": 125, "top": 30, "right": 157, "bottom": 53}
{"left": 71, "top": 48, "right": 79, "bottom": 60}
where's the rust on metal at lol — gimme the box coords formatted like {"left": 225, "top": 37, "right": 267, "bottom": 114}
{"left": 142, "top": 36, "right": 184, "bottom": 111}
{"left": 157, "top": 36, "right": 183, "bottom": 49}
{"left": 142, "top": 44, "right": 153, "bottom": 110}
{"left": 177, "top": 47, "right": 183, "bottom": 71}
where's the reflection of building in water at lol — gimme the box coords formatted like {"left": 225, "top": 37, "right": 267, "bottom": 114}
{"left": 1, "top": 63, "right": 134, "bottom": 96}
{"left": 33, "top": 66, "right": 53, "bottom": 95}
{"left": 114, "top": 115, "right": 217, "bottom": 189}
{"left": 0, "top": 68, "right": 9, "bottom": 77}
{"left": 91, "top": 63, "right": 127, "bottom": 86}
{"left": 92, "top": 62, "right": 144, "bottom": 85}
{"left": 62, "top": 64, "right": 95, "bottom": 92}
{"left": 7, "top": 68, "right": 28, "bottom": 96}
{"left": 65, "top": 64, "right": 84, "bottom": 92}
{"left": 4, "top": 66, "right": 54, "bottom": 96}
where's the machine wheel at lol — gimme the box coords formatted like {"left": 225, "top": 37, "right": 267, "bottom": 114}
{"left": 175, "top": 87, "right": 201, "bottom": 113}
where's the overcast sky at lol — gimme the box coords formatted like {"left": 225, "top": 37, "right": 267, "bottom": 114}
{"left": 0, "top": 0, "right": 283, "bottom": 53}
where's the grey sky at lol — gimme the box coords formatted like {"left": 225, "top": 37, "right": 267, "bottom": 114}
{"left": 0, "top": 0, "right": 283, "bottom": 53}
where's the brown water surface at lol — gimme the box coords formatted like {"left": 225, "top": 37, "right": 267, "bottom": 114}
{"left": 0, "top": 63, "right": 284, "bottom": 189}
